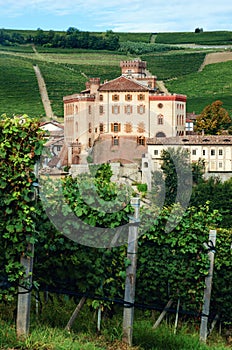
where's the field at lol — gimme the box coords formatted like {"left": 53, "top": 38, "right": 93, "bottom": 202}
{"left": 0, "top": 30, "right": 232, "bottom": 118}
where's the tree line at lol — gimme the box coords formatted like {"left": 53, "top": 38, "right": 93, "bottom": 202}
{"left": 0, "top": 27, "right": 120, "bottom": 51}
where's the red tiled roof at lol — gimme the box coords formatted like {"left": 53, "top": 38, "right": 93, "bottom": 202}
{"left": 98, "top": 76, "right": 150, "bottom": 92}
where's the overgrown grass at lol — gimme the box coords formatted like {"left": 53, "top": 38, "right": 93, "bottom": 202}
{"left": 0, "top": 297, "right": 229, "bottom": 350}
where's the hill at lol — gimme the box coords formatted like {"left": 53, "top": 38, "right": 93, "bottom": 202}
{"left": 0, "top": 29, "right": 232, "bottom": 118}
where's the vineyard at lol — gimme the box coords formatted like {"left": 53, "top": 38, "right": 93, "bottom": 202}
{"left": 0, "top": 29, "right": 232, "bottom": 348}
{"left": 0, "top": 116, "right": 231, "bottom": 349}
{"left": 0, "top": 29, "right": 232, "bottom": 116}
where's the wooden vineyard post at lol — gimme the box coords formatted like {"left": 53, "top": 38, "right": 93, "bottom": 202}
{"left": 122, "top": 196, "right": 140, "bottom": 346}
{"left": 200, "top": 229, "right": 217, "bottom": 343}
{"left": 16, "top": 242, "right": 34, "bottom": 338}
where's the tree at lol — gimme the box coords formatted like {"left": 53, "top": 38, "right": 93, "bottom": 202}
{"left": 194, "top": 100, "right": 231, "bottom": 135}
{"left": 159, "top": 147, "right": 192, "bottom": 207}
{"left": 190, "top": 176, "right": 232, "bottom": 228}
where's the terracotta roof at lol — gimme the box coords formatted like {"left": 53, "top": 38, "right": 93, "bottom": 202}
{"left": 98, "top": 76, "right": 150, "bottom": 92}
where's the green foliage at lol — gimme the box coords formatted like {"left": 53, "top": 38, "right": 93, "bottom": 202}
{"left": 212, "top": 228, "right": 232, "bottom": 322}
{"left": 119, "top": 41, "right": 179, "bottom": 55}
{"left": 192, "top": 159, "right": 206, "bottom": 185}
{"left": 141, "top": 52, "right": 206, "bottom": 80}
{"left": 194, "top": 100, "right": 232, "bottom": 134}
{"left": 159, "top": 147, "right": 192, "bottom": 207}
{"left": 190, "top": 177, "right": 232, "bottom": 228}
{"left": 137, "top": 204, "right": 221, "bottom": 312}
{"left": 0, "top": 54, "right": 44, "bottom": 117}
{"left": 155, "top": 31, "right": 232, "bottom": 45}
{"left": 0, "top": 115, "right": 45, "bottom": 300}
{"left": 0, "top": 28, "right": 120, "bottom": 51}
{"left": 117, "top": 32, "right": 152, "bottom": 43}
{"left": 166, "top": 60, "right": 232, "bottom": 114}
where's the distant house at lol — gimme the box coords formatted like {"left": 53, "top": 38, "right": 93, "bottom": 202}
{"left": 39, "top": 121, "right": 64, "bottom": 168}
{"left": 142, "top": 135, "right": 232, "bottom": 188}
{"left": 63, "top": 59, "right": 187, "bottom": 166}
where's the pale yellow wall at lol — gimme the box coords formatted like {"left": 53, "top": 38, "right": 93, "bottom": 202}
{"left": 147, "top": 143, "right": 232, "bottom": 172}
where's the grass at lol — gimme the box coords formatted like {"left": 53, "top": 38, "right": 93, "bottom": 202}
{"left": 0, "top": 297, "right": 229, "bottom": 350}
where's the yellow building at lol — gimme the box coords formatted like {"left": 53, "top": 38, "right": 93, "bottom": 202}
{"left": 63, "top": 60, "right": 186, "bottom": 165}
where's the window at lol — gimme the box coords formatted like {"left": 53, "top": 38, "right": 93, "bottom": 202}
{"left": 203, "top": 150, "right": 206, "bottom": 156}
{"left": 99, "top": 123, "right": 104, "bottom": 133}
{"left": 192, "top": 149, "right": 197, "bottom": 155}
{"left": 124, "top": 122, "right": 132, "bottom": 133}
{"left": 88, "top": 122, "right": 92, "bottom": 133}
{"left": 144, "top": 162, "right": 148, "bottom": 168}
{"left": 99, "top": 105, "right": 104, "bottom": 114}
{"left": 112, "top": 136, "right": 119, "bottom": 145}
{"left": 124, "top": 105, "right": 132, "bottom": 114}
{"left": 125, "top": 94, "right": 132, "bottom": 101}
{"left": 57, "top": 146, "right": 61, "bottom": 152}
{"left": 138, "top": 94, "right": 145, "bottom": 101}
{"left": 219, "top": 149, "right": 223, "bottom": 156}
{"left": 211, "top": 149, "right": 215, "bottom": 156}
{"left": 218, "top": 162, "right": 223, "bottom": 168}
{"left": 75, "top": 105, "right": 78, "bottom": 114}
{"left": 154, "top": 150, "right": 158, "bottom": 156}
{"left": 111, "top": 123, "right": 121, "bottom": 133}
{"left": 88, "top": 105, "right": 91, "bottom": 114}
{"left": 137, "top": 105, "right": 145, "bottom": 114}
{"left": 156, "top": 132, "right": 166, "bottom": 137}
{"left": 112, "top": 105, "right": 120, "bottom": 114}
{"left": 112, "top": 94, "right": 119, "bottom": 101}
{"left": 66, "top": 103, "right": 74, "bottom": 115}
{"left": 158, "top": 103, "right": 163, "bottom": 108}
{"left": 88, "top": 138, "right": 92, "bottom": 147}
{"left": 137, "top": 136, "right": 145, "bottom": 146}
{"left": 157, "top": 114, "right": 163, "bottom": 125}
{"left": 99, "top": 94, "right": 103, "bottom": 101}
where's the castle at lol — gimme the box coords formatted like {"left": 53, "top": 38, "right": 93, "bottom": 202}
{"left": 63, "top": 59, "right": 187, "bottom": 166}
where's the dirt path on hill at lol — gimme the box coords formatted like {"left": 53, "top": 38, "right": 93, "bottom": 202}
{"left": 198, "top": 51, "right": 232, "bottom": 71}
{"left": 33, "top": 64, "right": 54, "bottom": 118}
{"left": 156, "top": 80, "right": 169, "bottom": 94}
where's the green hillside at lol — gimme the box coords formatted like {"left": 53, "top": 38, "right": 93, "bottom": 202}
{"left": 0, "top": 29, "right": 232, "bottom": 118}
{"left": 165, "top": 60, "right": 232, "bottom": 114}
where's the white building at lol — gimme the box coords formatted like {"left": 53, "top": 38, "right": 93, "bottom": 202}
{"left": 63, "top": 60, "right": 187, "bottom": 166}
{"left": 142, "top": 135, "right": 232, "bottom": 186}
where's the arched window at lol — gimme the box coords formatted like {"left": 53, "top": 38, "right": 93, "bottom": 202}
{"left": 156, "top": 132, "right": 166, "bottom": 137}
